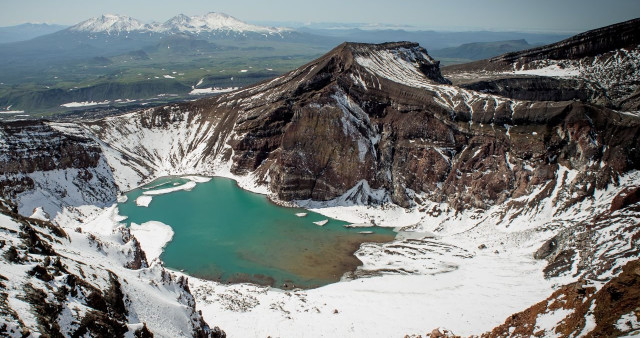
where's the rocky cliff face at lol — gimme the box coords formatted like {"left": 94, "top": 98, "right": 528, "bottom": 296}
{"left": 496, "top": 18, "right": 640, "bottom": 62}
{"left": 4, "top": 37, "right": 639, "bottom": 221}
{"left": 0, "top": 121, "right": 118, "bottom": 217}
{"left": 189, "top": 40, "right": 639, "bottom": 212}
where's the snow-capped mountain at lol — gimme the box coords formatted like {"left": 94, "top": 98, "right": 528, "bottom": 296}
{"left": 0, "top": 11, "right": 305, "bottom": 66}
{"left": 1, "top": 18, "right": 640, "bottom": 336}
{"left": 69, "top": 14, "right": 148, "bottom": 34}
{"left": 157, "top": 12, "right": 289, "bottom": 35}
{"left": 68, "top": 12, "right": 289, "bottom": 37}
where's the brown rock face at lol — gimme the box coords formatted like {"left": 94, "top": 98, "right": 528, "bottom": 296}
{"left": 0, "top": 121, "right": 101, "bottom": 175}
{"left": 610, "top": 186, "right": 640, "bottom": 212}
{"left": 219, "top": 42, "right": 458, "bottom": 205}
{"left": 197, "top": 41, "right": 640, "bottom": 211}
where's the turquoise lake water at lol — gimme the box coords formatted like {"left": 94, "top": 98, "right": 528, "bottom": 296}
{"left": 118, "top": 177, "right": 395, "bottom": 289}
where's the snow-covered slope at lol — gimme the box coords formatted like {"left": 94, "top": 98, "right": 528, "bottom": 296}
{"left": 0, "top": 201, "right": 219, "bottom": 337}
{"left": 75, "top": 104, "right": 236, "bottom": 192}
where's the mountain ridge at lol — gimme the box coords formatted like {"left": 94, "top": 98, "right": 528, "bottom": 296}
{"left": 0, "top": 23, "right": 67, "bottom": 43}
{"left": 443, "top": 17, "right": 640, "bottom": 110}
{"left": 493, "top": 17, "right": 640, "bottom": 62}
{"left": 430, "top": 39, "right": 534, "bottom": 62}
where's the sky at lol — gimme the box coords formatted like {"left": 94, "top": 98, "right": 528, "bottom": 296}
{"left": 1, "top": 0, "right": 639, "bottom": 32}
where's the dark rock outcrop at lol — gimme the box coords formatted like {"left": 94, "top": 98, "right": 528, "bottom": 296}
{"left": 610, "top": 186, "right": 640, "bottom": 212}
{"left": 0, "top": 120, "right": 118, "bottom": 216}
{"left": 460, "top": 77, "right": 598, "bottom": 102}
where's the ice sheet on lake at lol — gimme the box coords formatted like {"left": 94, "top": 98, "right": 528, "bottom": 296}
{"left": 135, "top": 195, "right": 152, "bottom": 207}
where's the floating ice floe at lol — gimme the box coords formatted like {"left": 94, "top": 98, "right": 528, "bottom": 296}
{"left": 143, "top": 181, "right": 197, "bottom": 196}
{"left": 136, "top": 195, "right": 152, "bottom": 207}
{"left": 114, "top": 99, "right": 136, "bottom": 103}
{"left": 182, "top": 175, "right": 212, "bottom": 183}
{"left": 313, "top": 219, "right": 329, "bottom": 226}
{"left": 344, "top": 223, "right": 373, "bottom": 228}
{"left": 295, "top": 212, "right": 307, "bottom": 217}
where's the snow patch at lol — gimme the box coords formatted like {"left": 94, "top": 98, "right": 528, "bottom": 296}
{"left": 182, "top": 175, "right": 212, "bottom": 183}
{"left": 29, "top": 207, "right": 49, "bottom": 221}
{"left": 514, "top": 64, "right": 580, "bottom": 78}
{"left": 535, "top": 308, "right": 574, "bottom": 332}
{"left": 616, "top": 311, "right": 640, "bottom": 333}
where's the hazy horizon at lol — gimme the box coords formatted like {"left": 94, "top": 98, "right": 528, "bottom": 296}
{"left": 1, "top": 0, "right": 639, "bottom": 33}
